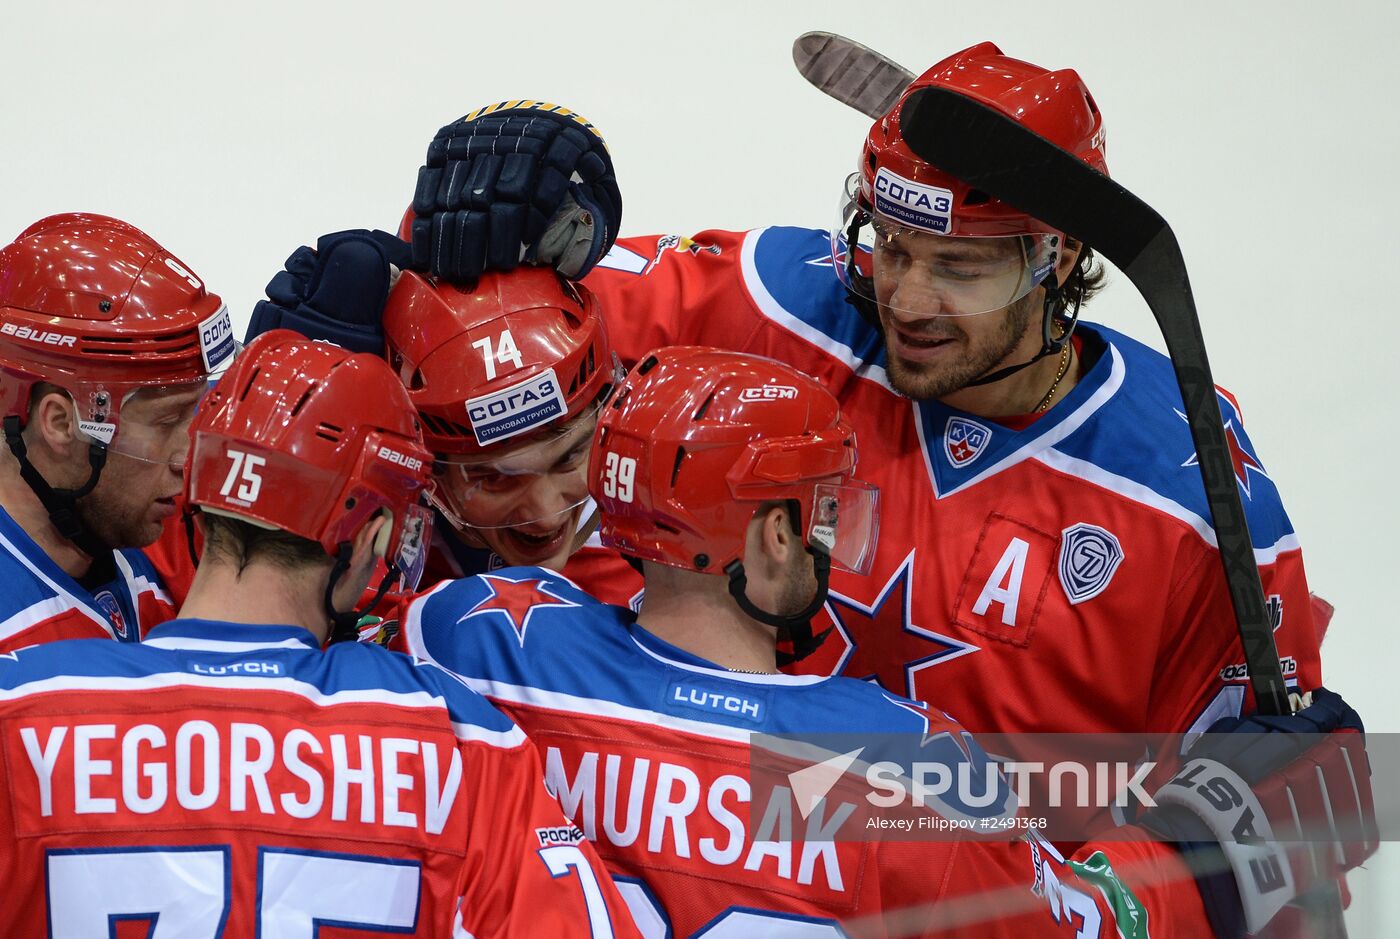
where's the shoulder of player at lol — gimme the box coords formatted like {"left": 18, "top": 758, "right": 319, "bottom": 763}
{"left": 0, "top": 635, "right": 157, "bottom": 693}
{"left": 403, "top": 566, "right": 630, "bottom": 667}
{"left": 778, "top": 675, "right": 949, "bottom": 736}
{"left": 1048, "top": 323, "right": 1295, "bottom": 551}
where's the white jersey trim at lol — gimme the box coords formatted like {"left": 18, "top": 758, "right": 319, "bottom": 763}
{"left": 0, "top": 668, "right": 526, "bottom": 749}
{"left": 627, "top": 633, "right": 831, "bottom": 686}
{"left": 739, "top": 228, "right": 895, "bottom": 392}
{"left": 142, "top": 635, "right": 314, "bottom": 653}
{"left": 114, "top": 550, "right": 173, "bottom": 609}
{"left": 916, "top": 343, "right": 1127, "bottom": 499}
{"left": 0, "top": 596, "right": 95, "bottom": 645}
{"left": 0, "top": 528, "right": 115, "bottom": 639}
{"left": 1034, "top": 447, "right": 1303, "bottom": 564}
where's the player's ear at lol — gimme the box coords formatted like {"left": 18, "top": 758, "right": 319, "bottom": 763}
{"left": 758, "top": 503, "right": 799, "bottom": 564}
{"left": 1053, "top": 236, "right": 1084, "bottom": 286}
{"left": 350, "top": 512, "right": 390, "bottom": 570}
{"left": 27, "top": 388, "right": 81, "bottom": 457}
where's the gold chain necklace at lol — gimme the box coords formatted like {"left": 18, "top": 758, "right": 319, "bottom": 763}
{"left": 1034, "top": 342, "right": 1073, "bottom": 413}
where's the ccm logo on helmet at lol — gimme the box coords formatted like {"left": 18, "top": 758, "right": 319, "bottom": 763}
{"left": 738, "top": 385, "right": 797, "bottom": 402}
{"left": 377, "top": 446, "right": 424, "bottom": 472}
{"left": 1, "top": 323, "right": 77, "bottom": 347}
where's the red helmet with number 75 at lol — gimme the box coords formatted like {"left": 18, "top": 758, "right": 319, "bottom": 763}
{"left": 590, "top": 346, "right": 879, "bottom": 580}
{"left": 185, "top": 329, "right": 435, "bottom": 596}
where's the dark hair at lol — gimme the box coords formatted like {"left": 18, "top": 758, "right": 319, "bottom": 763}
{"left": 1057, "top": 243, "right": 1108, "bottom": 316}
{"left": 200, "top": 512, "right": 328, "bottom": 575}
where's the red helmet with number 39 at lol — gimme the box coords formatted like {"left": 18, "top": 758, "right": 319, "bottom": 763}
{"left": 591, "top": 347, "right": 879, "bottom": 660}
{"left": 186, "top": 330, "right": 434, "bottom": 635}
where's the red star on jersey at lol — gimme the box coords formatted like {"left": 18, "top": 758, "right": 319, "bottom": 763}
{"left": 1179, "top": 412, "right": 1269, "bottom": 498}
{"left": 458, "top": 574, "right": 579, "bottom": 646}
{"left": 827, "top": 551, "right": 978, "bottom": 700}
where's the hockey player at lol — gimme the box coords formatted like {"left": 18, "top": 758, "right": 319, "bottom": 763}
{"left": 397, "top": 347, "right": 1375, "bottom": 938}
{"left": 0, "top": 213, "right": 235, "bottom": 649}
{"left": 145, "top": 241, "right": 643, "bottom": 612}
{"left": 0, "top": 329, "right": 640, "bottom": 937}
{"left": 408, "top": 48, "right": 1324, "bottom": 758}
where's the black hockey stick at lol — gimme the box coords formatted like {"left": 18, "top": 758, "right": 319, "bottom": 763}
{"left": 792, "top": 32, "right": 914, "bottom": 120}
{"left": 897, "top": 85, "right": 1349, "bottom": 937}
{"left": 899, "top": 85, "right": 1290, "bottom": 715}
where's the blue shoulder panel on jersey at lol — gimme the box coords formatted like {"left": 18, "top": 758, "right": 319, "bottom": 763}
{"left": 747, "top": 226, "right": 887, "bottom": 366}
{"left": 1050, "top": 324, "right": 1295, "bottom": 550}
{"left": 0, "top": 620, "right": 517, "bottom": 734}
{"left": 412, "top": 567, "right": 940, "bottom": 738}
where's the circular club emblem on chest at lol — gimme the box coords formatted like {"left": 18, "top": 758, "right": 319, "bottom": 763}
{"left": 1058, "top": 523, "right": 1124, "bottom": 605}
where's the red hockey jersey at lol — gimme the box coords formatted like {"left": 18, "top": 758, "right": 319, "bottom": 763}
{"left": 0, "top": 504, "right": 175, "bottom": 651}
{"left": 0, "top": 618, "right": 640, "bottom": 937}
{"left": 584, "top": 227, "right": 1322, "bottom": 749}
{"left": 400, "top": 568, "right": 1213, "bottom": 937}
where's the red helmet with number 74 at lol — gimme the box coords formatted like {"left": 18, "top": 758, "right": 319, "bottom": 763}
{"left": 381, "top": 267, "right": 616, "bottom": 541}
{"left": 590, "top": 347, "right": 879, "bottom": 580}
{"left": 185, "top": 329, "right": 435, "bottom": 595}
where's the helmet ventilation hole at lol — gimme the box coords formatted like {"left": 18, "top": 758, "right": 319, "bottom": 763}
{"left": 670, "top": 446, "right": 687, "bottom": 487}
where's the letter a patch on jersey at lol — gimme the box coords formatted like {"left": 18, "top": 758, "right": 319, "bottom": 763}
{"left": 944, "top": 417, "right": 991, "bottom": 468}
{"left": 954, "top": 514, "right": 1056, "bottom": 647}
{"left": 1058, "top": 523, "right": 1125, "bottom": 605}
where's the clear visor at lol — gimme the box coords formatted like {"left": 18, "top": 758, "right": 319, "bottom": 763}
{"left": 807, "top": 479, "right": 880, "bottom": 575}
{"left": 391, "top": 503, "right": 434, "bottom": 593}
{"left": 832, "top": 173, "right": 1058, "bottom": 319}
{"left": 73, "top": 380, "right": 212, "bottom": 466}
{"left": 428, "top": 402, "right": 599, "bottom": 532}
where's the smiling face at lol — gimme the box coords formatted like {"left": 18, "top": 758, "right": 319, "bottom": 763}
{"left": 871, "top": 227, "right": 1047, "bottom": 400}
{"left": 432, "top": 408, "right": 598, "bottom": 569}
{"left": 77, "top": 383, "right": 204, "bottom": 548}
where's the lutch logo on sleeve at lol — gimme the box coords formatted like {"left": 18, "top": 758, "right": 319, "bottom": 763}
{"left": 465, "top": 367, "right": 567, "bottom": 446}
{"left": 874, "top": 167, "right": 954, "bottom": 234}
{"left": 1058, "top": 523, "right": 1125, "bottom": 604}
{"left": 944, "top": 417, "right": 991, "bottom": 468}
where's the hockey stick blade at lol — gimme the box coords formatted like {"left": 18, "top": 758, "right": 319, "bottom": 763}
{"left": 793, "top": 32, "right": 914, "bottom": 120}
{"left": 899, "top": 85, "right": 1291, "bottom": 717}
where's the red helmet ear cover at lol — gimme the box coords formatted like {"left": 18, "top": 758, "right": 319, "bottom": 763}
{"left": 590, "top": 347, "right": 857, "bottom": 573}
{"left": 383, "top": 268, "right": 612, "bottom": 454}
{"left": 0, "top": 212, "right": 227, "bottom": 428}
{"left": 185, "top": 330, "right": 432, "bottom": 559}
{"left": 859, "top": 41, "right": 1107, "bottom": 238}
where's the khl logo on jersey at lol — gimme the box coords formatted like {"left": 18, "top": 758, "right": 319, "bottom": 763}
{"left": 944, "top": 417, "right": 992, "bottom": 468}
{"left": 1058, "top": 523, "right": 1125, "bottom": 604}
{"left": 93, "top": 589, "right": 131, "bottom": 640}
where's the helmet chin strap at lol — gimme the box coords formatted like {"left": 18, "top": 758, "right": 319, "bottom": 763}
{"left": 724, "top": 549, "right": 834, "bottom": 667}
{"left": 323, "top": 542, "right": 402, "bottom": 645}
{"left": 962, "top": 272, "right": 1081, "bottom": 388}
{"left": 3, "top": 415, "right": 116, "bottom": 584}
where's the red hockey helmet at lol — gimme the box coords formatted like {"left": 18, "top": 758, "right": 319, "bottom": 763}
{"left": 0, "top": 213, "right": 235, "bottom": 457}
{"left": 834, "top": 42, "right": 1108, "bottom": 319}
{"left": 383, "top": 266, "right": 615, "bottom": 531}
{"left": 185, "top": 329, "right": 434, "bottom": 592}
{"left": 591, "top": 347, "right": 879, "bottom": 577}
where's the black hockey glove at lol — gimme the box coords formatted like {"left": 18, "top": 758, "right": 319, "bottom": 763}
{"left": 244, "top": 229, "right": 409, "bottom": 354}
{"left": 1141, "top": 688, "right": 1378, "bottom": 939}
{"left": 409, "top": 101, "right": 622, "bottom": 282}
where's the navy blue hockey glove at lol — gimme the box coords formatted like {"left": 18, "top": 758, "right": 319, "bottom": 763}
{"left": 245, "top": 229, "right": 410, "bottom": 354}
{"left": 1141, "top": 688, "right": 1378, "bottom": 939}
{"left": 410, "top": 101, "right": 622, "bottom": 282}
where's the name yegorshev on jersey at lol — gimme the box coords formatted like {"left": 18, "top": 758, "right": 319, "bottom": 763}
{"left": 543, "top": 745, "right": 855, "bottom": 891}
{"left": 15, "top": 718, "right": 463, "bottom": 835}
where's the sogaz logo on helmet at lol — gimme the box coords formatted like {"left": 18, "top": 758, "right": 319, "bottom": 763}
{"left": 198, "top": 305, "right": 236, "bottom": 374}
{"left": 466, "top": 367, "right": 569, "bottom": 446}
{"left": 873, "top": 167, "right": 954, "bottom": 234}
